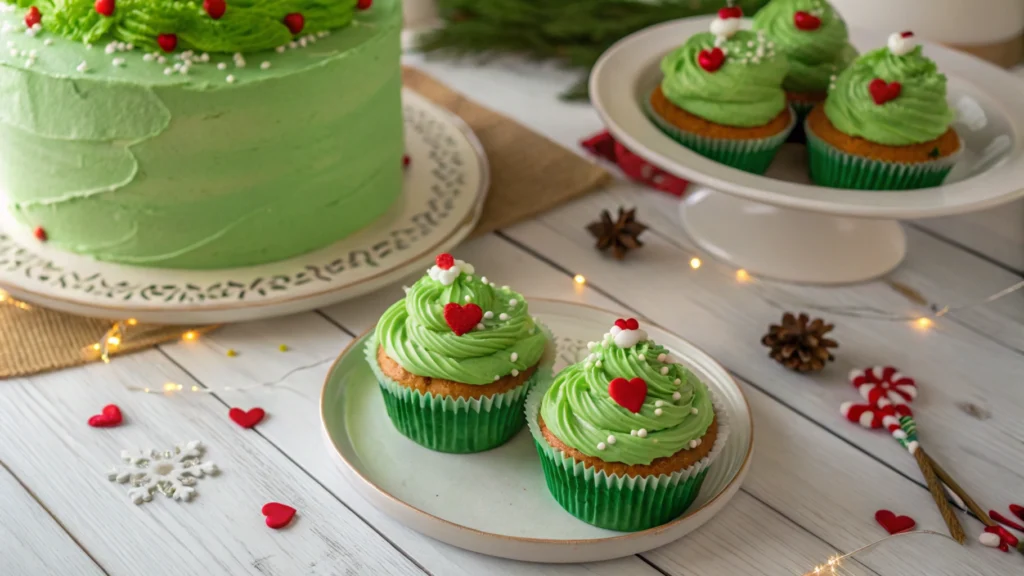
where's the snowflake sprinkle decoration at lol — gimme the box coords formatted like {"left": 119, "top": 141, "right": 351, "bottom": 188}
{"left": 107, "top": 441, "right": 218, "bottom": 504}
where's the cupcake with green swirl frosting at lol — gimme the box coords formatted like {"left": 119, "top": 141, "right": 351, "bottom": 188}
{"left": 752, "top": 0, "right": 857, "bottom": 119}
{"left": 647, "top": 7, "right": 794, "bottom": 174}
{"left": 527, "top": 318, "right": 727, "bottom": 532}
{"left": 367, "top": 253, "right": 551, "bottom": 453}
{"left": 806, "top": 32, "right": 962, "bottom": 190}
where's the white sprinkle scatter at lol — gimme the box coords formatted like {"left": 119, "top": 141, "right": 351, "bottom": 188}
{"left": 596, "top": 442, "right": 606, "bottom": 451}
{"left": 691, "top": 407, "right": 698, "bottom": 415}
{"left": 489, "top": 282, "right": 496, "bottom": 288}
{"left": 300, "top": 37, "right": 308, "bottom": 47}
{"left": 463, "top": 295, "right": 471, "bottom": 302}
{"left": 163, "top": 67, "right": 173, "bottom": 75}
{"left": 767, "top": 41, "right": 775, "bottom": 49}
{"left": 494, "top": 375, "right": 499, "bottom": 381}
{"left": 655, "top": 400, "right": 665, "bottom": 407}
{"left": 235, "top": 59, "right": 246, "bottom": 68}
{"left": 696, "top": 438, "right": 702, "bottom": 446}
{"left": 689, "top": 440, "right": 698, "bottom": 449}
{"left": 499, "top": 313, "right": 509, "bottom": 321}
{"left": 660, "top": 367, "right": 669, "bottom": 375}
{"left": 276, "top": 45, "right": 286, "bottom": 53}
{"left": 637, "top": 428, "right": 648, "bottom": 438}
{"left": 465, "top": 275, "right": 473, "bottom": 282}
{"left": 112, "top": 57, "right": 124, "bottom": 67}
{"left": 510, "top": 352, "right": 518, "bottom": 362}
{"left": 143, "top": 53, "right": 154, "bottom": 62}
{"left": 747, "top": 41, "right": 754, "bottom": 47}
{"left": 173, "top": 62, "right": 182, "bottom": 70}
{"left": 673, "top": 391, "right": 681, "bottom": 401}
{"left": 260, "top": 61, "right": 271, "bottom": 70}
{"left": 483, "top": 311, "right": 494, "bottom": 319}
{"left": 76, "top": 61, "right": 88, "bottom": 72}
{"left": 607, "top": 435, "right": 616, "bottom": 445}
{"left": 86, "top": 43, "right": 93, "bottom": 49}
{"left": 289, "top": 41, "right": 298, "bottom": 49}
{"left": 655, "top": 408, "right": 663, "bottom": 416}
{"left": 157, "top": 56, "right": 166, "bottom": 64}
{"left": 226, "top": 74, "right": 236, "bottom": 83}
{"left": 584, "top": 362, "right": 592, "bottom": 370}
{"left": 587, "top": 342, "right": 597, "bottom": 350}
{"left": 657, "top": 353, "right": 667, "bottom": 362}
{"left": 476, "top": 323, "right": 484, "bottom": 330}
{"left": 217, "top": 62, "right": 227, "bottom": 70}
{"left": 501, "top": 285, "right": 510, "bottom": 291}
{"left": 24, "top": 58, "right": 32, "bottom": 66}
{"left": 480, "top": 276, "right": 488, "bottom": 284}
{"left": 43, "top": 38, "right": 53, "bottom": 46}
{"left": 509, "top": 299, "right": 518, "bottom": 307}
{"left": 630, "top": 430, "right": 637, "bottom": 436}
{"left": 674, "top": 378, "right": 681, "bottom": 386}
{"left": 595, "top": 360, "right": 602, "bottom": 368}
{"left": 105, "top": 44, "right": 115, "bottom": 54}
{"left": 127, "top": 43, "right": 134, "bottom": 50}
{"left": 511, "top": 369, "right": 519, "bottom": 377}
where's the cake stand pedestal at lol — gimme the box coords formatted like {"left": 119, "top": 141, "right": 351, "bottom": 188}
{"left": 681, "top": 188, "right": 906, "bottom": 284}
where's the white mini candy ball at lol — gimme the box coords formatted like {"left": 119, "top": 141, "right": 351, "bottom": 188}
{"left": 710, "top": 17, "right": 741, "bottom": 38}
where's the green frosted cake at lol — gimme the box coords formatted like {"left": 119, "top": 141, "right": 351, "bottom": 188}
{"left": 0, "top": 0, "right": 403, "bottom": 269}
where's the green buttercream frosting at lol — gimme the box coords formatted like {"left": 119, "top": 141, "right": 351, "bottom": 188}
{"left": 824, "top": 46, "right": 955, "bottom": 146}
{"left": 374, "top": 261, "right": 548, "bottom": 385}
{"left": 6, "top": 0, "right": 356, "bottom": 54}
{"left": 660, "top": 30, "right": 788, "bottom": 127}
{"left": 751, "top": 0, "right": 857, "bottom": 93}
{"left": 540, "top": 330, "right": 714, "bottom": 466}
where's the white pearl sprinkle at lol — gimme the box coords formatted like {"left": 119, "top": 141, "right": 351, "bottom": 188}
{"left": 163, "top": 67, "right": 173, "bottom": 75}
{"left": 235, "top": 60, "right": 246, "bottom": 68}
{"left": 747, "top": 41, "right": 755, "bottom": 47}
{"left": 689, "top": 440, "right": 698, "bottom": 449}
{"left": 637, "top": 429, "right": 648, "bottom": 438}
{"left": 587, "top": 342, "right": 597, "bottom": 350}
{"left": 607, "top": 435, "right": 616, "bottom": 445}
{"left": 464, "top": 295, "right": 471, "bottom": 302}
{"left": 23, "top": 58, "right": 32, "bottom": 66}
{"left": 43, "top": 38, "right": 53, "bottom": 46}
{"left": 673, "top": 392, "right": 682, "bottom": 401}
{"left": 511, "top": 352, "right": 518, "bottom": 362}
{"left": 494, "top": 375, "right": 499, "bottom": 381}
{"left": 465, "top": 275, "right": 473, "bottom": 282}
{"left": 289, "top": 41, "right": 298, "bottom": 49}
{"left": 484, "top": 311, "right": 494, "bottom": 319}
{"left": 76, "top": 61, "right": 88, "bottom": 72}
{"left": 276, "top": 46, "right": 286, "bottom": 53}
{"left": 511, "top": 369, "right": 519, "bottom": 377}
{"left": 86, "top": 43, "right": 93, "bottom": 49}
{"left": 509, "top": 299, "right": 518, "bottom": 307}
{"left": 489, "top": 282, "right": 496, "bottom": 288}
{"left": 157, "top": 56, "right": 166, "bottom": 64}
{"left": 767, "top": 41, "right": 775, "bottom": 49}
{"left": 584, "top": 362, "right": 592, "bottom": 370}
{"left": 655, "top": 400, "right": 665, "bottom": 407}
{"left": 691, "top": 407, "right": 699, "bottom": 415}
{"left": 479, "top": 276, "right": 488, "bottom": 284}
{"left": 499, "top": 313, "right": 509, "bottom": 321}
{"left": 655, "top": 408, "right": 663, "bottom": 416}
{"left": 173, "top": 62, "right": 182, "bottom": 70}
{"left": 597, "top": 442, "right": 607, "bottom": 451}
{"left": 112, "top": 57, "right": 124, "bottom": 67}
{"left": 260, "top": 61, "right": 271, "bottom": 70}
{"left": 300, "top": 37, "right": 308, "bottom": 47}
{"left": 674, "top": 378, "right": 681, "bottom": 386}
{"left": 476, "top": 323, "right": 484, "bottom": 331}
{"left": 501, "top": 285, "right": 510, "bottom": 291}
{"left": 143, "top": 53, "right": 154, "bottom": 62}
{"left": 226, "top": 74, "right": 236, "bottom": 83}
{"left": 595, "top": 360, "right": 602, "bottom": 368}
{"left": 752, "top": 56, "right": 761, "bottom": 63}
{"left": 657, "top": 353, "right": 667, "bottom": 362}
{"left": 127, "top": 43, "right": 134, "bottom": 51}
{"left": 638, "top": 354, "right": 646, "bottom": 361}
{"left": 660, "top": 367, "right": 669, "bottom": 375}
{"left": 630, "top": 430, "right": 637, "bottom": 436}
{"left": 105, "top": 44, "right": 115, "bottom": 54}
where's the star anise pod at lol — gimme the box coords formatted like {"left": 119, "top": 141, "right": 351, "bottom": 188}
{"left": 586, "top": 207, "right": 647, "bottom": 260}
{"left": 761, "top": 312, "right": 838, "bottom": 373}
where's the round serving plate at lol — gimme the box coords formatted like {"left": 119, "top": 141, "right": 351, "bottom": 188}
{"left": 321, "top": 299, "right": 753, "bottom": 563}
{"left": 590, "top": 16, "right": 1024, "bottom": 284}
{"left": 0, "top": 89, "right": 488, "bottom": 324}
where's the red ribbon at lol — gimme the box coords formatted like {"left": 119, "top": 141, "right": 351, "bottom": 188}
{"left": 580, "top": 131, "right": 688, "bottom": 197}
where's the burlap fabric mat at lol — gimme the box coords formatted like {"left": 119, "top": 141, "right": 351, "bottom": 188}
{"left": 0, "top": 66, "right": 610, "bottom": 379}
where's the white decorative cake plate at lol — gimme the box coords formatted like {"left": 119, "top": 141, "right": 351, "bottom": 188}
{"left": 591, "top": 17, "right": 1024, "bottom": 284}
{"left": 0, "top": 89, "right": 488, "bottom": 324}
{"left": 321, "top": 299, "right": 753, "bottom": 563}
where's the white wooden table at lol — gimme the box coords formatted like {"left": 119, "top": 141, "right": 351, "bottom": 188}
{"left": 2, "top": 54, "right": 1022, "bottom": 576}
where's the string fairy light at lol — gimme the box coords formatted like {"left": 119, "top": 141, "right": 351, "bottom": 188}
{"left": 0, "top": 288, "right": 31, "bottom": 311}
{"left": 802, "top": 530, "right": 954, "bottom": 576}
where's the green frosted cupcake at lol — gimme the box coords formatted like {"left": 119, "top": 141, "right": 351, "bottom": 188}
{"left": 806, "top": 32, "right": 962, "bottom": 190}
{"left": 647, "top": 7, "right": 795, "bottom": 174}
{"left": 528, "top": 318, "right": 727, "bottom": 532}
{"left": 752, "top": 0, "right": 857, "bottom": 120}
{"left": 369, "top": 253, "right": 550, "bottom": 453}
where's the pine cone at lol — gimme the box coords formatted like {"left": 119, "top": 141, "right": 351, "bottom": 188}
{"left": 586, "top": 207, "right": 647, "bottom": 260}
{"left": 761, "top": 312, "right": 838, "bottom": 373}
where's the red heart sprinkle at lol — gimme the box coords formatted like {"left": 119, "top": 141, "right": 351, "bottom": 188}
{"left": 262, "top": 502, "right": 296, "bottom": 529}
{"left": 435, "top": 253, "right": 455, "bottom": 270}
{"left": 1010, "top": 503, "right": 1024, "bottom": 520}
{"left": 625, "top": 318, "right": 639, "bottom": 330}
{"left": 283, "top": 12, "right": 304, "bottom": 35}
{"left": 94, "top": 0, "right": 114, "bottom": 16}
{"left": 24, "top": 6, "right": 40, "bottom": 28}
{"left": 869, "top": 79, "right": 902, "bottom": 105}
{"left": 875, "top": 510, "right": 916, "bottom": 535}
{"left": 901, "top": 30, "right": 914, "bottom": 38}
{"left": 33, "top": 226, "right": 47, "bottom": 241}
{"left": 229, "top": 407, "right": 265, "bottom": 429}
{"left": 698, "top": 48, "right": 725, "bottom": 73}
{"left": 402, "top": 154, "right": 410, "bottom": 167}
{"left": 793, "top": 11, "right": 821, "bottom": 31}
{"left": 443, "top": 303, "right": 482, "bottom": 336}
{"left": 156, "top": 33, "right": 177, "bottom": 52}
{"left": 608, "top": 377, "right": 647, "bottom": 413}
{"left": 357, "top": 0, "right": 372, "bottom": 9}
{"left": 203, "top": 0, "right": 225, "bottom": 19}
{"left": 88, "top": 404, "right": 123, "bottom": 428}
{"left": 614, "top": 318, "right": 628, "bottom": 329}
{"left": 717, "top": 6, "right": 742, "bottom": 19}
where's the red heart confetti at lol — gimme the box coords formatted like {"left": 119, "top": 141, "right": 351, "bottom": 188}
{"left": 435, "top": 253, "right": 455, "bottom": 270}
{"left": 94, "top": 0, "right": 114, "bottom": 16}
{"left": 1011, "top": 503, "right": 1024, "bottom": 520}
{"left": 357, "top": 0, "right": 372, "bottom": 9}
{"left": 443, "top": 303, "right": 482, "bottom": 336}
{"left": 88, "top": 404, "right": 123, "bottom": 428}
{"left": 990, "top": 509, "right": 1024, "bottom": 532}
{"left": 875, "top": 509, "right": 916, "bottom": 535}
{"left": 203, "top": 0, "right": 225, "bottom": 19}
{"left": 609, "top": 377, "right": 647, "bottom": 413}
{"left": 698, "top": 48, "right": 725, "bottom": 73}
{"left": 229, "top": 407, "right": 265, "bottom": 429}
{"left": 33, "top": 226, "right": 47, "bottom": 241}
{"left": 156, "top": 33, "right": 177, "bottom": 52}
{"left": 262, "top": 502, "right": 296, "bottom": 529}
{"left": 24, "top": 6, "right": 40, "bottom": 28}
{"left": 869, "top": 79, "right": 902, "bottom": 105}
{"left": 793, "top": 11, "right": 821, "bottom": 31}
{"left": 283, "top": 12, "right": 304, "bottom": 34}
{"left": 717, "top": 6, "right": 742, "bottom": 19}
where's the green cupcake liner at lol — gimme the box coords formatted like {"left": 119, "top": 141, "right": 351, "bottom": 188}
{"left": 525, "top": 377, "right": 729, "bottom": 532}
{"left": 645, "top": 95, "right": 796, "bottom": 175}
{"left": 365, "top": 330, "right": 554, "bottom": 453}
{"left": 805, "top": 119, "right": 962, "bottom": 190}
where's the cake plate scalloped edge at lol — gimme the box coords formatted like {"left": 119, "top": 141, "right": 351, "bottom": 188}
{"left": 320, "top": 298, "right": 753, "bottom": 563}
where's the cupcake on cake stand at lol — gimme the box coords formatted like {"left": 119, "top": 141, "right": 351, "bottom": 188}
{"left": 591, "top": 13, "right": 1024, "bottom": 284}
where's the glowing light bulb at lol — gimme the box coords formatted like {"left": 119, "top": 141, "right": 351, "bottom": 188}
{"left": 914, "top": 317, "right": 933, "bottom": 330}
{"left": 689, "top": 257, "right": 702, "bottom": 269}
{"left": 183, "top": 331, "right": 199, "bottom": 341}
{"left": 107, "top": 336, "right": 121, "bottom": 346}
{"left": 736, "top": 269, "right": 750, "bottom": 282}
{"left": 574, "top": 274, "right": 586, "bottom": 285}
{"left": 163, "top": 382, "right": 176, "bottom": 392}
{"left": 191, "top": 385, "right": 200, "bottom": 392}
{"left": 92, "top": 343, "right": 101, "bottom": 351}
{"left": 126, "top": 318, "right": 138, "bottom": 326}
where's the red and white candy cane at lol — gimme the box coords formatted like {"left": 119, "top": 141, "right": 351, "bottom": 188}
{"left": 840, "top": 400, "right": 911, "bottom": 431}
{"left": 850, "top": 366, "right": 917, "bottom": 407}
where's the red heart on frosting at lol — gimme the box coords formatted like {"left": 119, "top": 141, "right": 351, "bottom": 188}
{"left": 156, "top": 33, "right": 177, "bottom": 53}
{"left": 614, "top": 318, "right": 639, "bottom": 330}
{"left": 229, "top": 407, "right": 265, "bottom": 429}
{"left": 869, "top": 79, "right": 902, "bottom": 105}
{"left": 609, "top": 377, "right": 647, "bottom": 413}
{"left": 717, "top": 6, "right": 743, "bottom": 19}
{"left": 698, "top": 48, "right": 725, "bottom": 73}
{"left": 88, "top": 404, "right": 123, "bottom": 428}
{"left": 793, "top": 11, "right": 821, "bottom": 31}
{"left": 262, "top": 502, "right": 296, "bottom": 529}
{"left": 874, "top": 510, "right": 916, "bottom": 535}
{"left": 443, "top": 303, "right": 482, "bottom": 336}
{"left": 435, "top": 253, "right": 455, "bottom": 270}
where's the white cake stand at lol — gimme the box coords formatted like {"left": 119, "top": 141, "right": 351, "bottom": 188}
{"left": 0, "top": 89, "right": 489, "bottom": 324}
{"left": 591, "top": 17, "right": 1024, "bottom": 284}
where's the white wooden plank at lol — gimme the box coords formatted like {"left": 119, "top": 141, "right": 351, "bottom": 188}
{"left": 0, "top": 461, "right": 105, "bottom": 576}
{"left": 913, "top": 202, "right": 1024, "bottom": 274}
{"left": 0, "top": 353, "right": 423, "bottom": 576}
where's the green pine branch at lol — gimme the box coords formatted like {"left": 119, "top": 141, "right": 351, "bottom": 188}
{"left": 419, "top": 0, "right": 768, "bottom": 99}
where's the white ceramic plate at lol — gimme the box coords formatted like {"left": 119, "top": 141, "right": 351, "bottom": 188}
{"left": 321, "top": 299, "right": 753, "bottom": 563}
{"left": 590, "top": 16, "right": 1024, "bottom": 219}
{"left": 0, "top": 89, "right": 488, "bottom": 324}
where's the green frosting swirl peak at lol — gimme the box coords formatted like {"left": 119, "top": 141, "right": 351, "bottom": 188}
{"left": 751, "top": 0, "right": 857, "bottom": 93}
{"left": 825, "top": 46, "right": 955, "bottom": 146}
{"left": 660, "top": 30, "right": 788, "bottom": 127}
{"left": 375, "top": 262, "right": 547, "bottom": 385}
{"left": 540, "top": 329, "right": 714, "bottom": 466}
{"left": 7, "top": 0, "right": 356, "bottom": 54}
